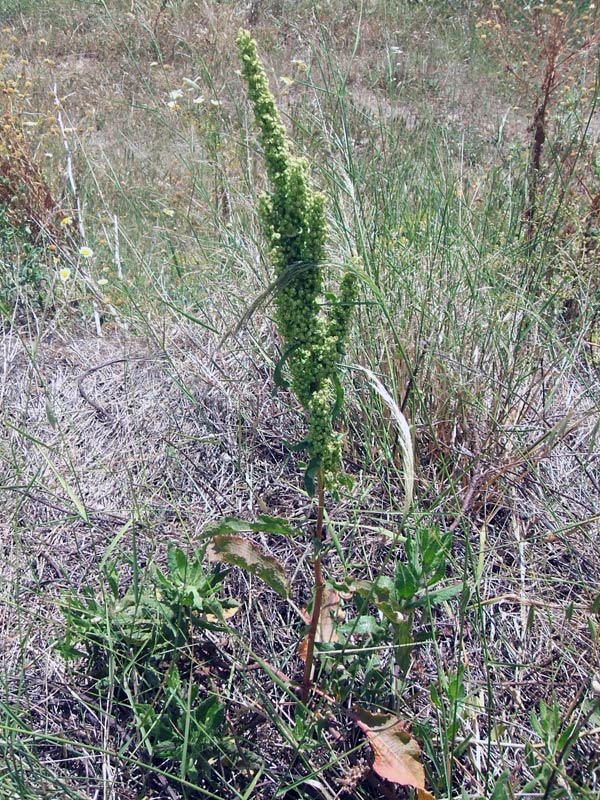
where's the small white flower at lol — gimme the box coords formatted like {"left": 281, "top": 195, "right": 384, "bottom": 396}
{"left": 79, "top": 246, "right": 94, "bottom": 259}
{"left": 192, "top": 95, "right": 205, "bottom": 105}
{"left": 209, "top": 99, "right": 222, "bottom": 107}
{"left": 167, "top": 100, "right": 179, "bottom": 109}
{"left": 97, "top": 278, "right": 109, "bottom": 286}
{"left": 59, "top": 267, "right": 71, "bottom": 281}
{"left": 169, "top": 89, "right": 184, "bottom": 100}
{"left": 162, "top": 208, "right": 175, "bottom": 217}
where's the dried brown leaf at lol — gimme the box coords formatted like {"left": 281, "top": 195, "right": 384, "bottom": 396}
{"left": 354, "top": 708, "right": 435, "bottom": 799}
{"left": 298, "top": 587, "right": 341, "bottom": 662}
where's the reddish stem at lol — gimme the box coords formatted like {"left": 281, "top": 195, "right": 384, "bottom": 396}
{"left": 301, "top": 471, "right": 326, "bottom": 704}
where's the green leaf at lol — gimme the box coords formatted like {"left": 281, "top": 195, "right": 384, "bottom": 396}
{"left": 394, "top": 562, "right": 419, "bottom": 602}
{"left": 339, "top": 615, "right": 385, "bottom": 637}
{"left": 331, "top": 371, "right": 344, "bottom": 422}
{"left": 252, "top": 514, "right": 297, "bottom": 536}
{"left": 303, "top": 456, "right": 321, "bottom": 497}
{"left": 282, "top": 437, "right": 309, "bottom": 453}
{"left": 410, "top": 583, "right": 463, "bottom": 608}
{"left": 206, "top": 515, "right": 296, "bottom": 538}
{"left": 489, "top": 771, "right": 511, "bottom": 800}
{"left": 167, "top": 546, "right": 188, "bottom": 577}
{"left": 208, "top": 535, "right": 291, "bottom": 598}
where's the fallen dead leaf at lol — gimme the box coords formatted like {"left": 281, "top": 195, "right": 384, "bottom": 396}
{"left": 354, "top": 707, "right": 435, "bottom": 800}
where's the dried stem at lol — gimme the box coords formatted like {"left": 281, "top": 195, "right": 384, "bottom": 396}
{"left": 524, "top": 15, "right": 560, "bottom": 246}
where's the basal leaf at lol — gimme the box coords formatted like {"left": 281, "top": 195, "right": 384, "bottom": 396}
{"left": 205, "top": 518, "right": 259, "bottom": 535}
{"left": 207, "top": 535, "right": 291, "bottom": 598}
{"left": 251, "top": 514, "right": 297, "bottom": 537}
{"left": 354, "top": 707, "right": 435, "bottom": 799}
{"left": 339, "top": 615, "right": 384, "bottom": 637}
{"left": 206, "top": 515, "right": 296, "bottom": 538}
{"left": 167, "top": 545, "right": 188, "bottom": 577}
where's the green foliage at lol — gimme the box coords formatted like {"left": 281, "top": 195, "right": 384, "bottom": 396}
{"left": 523, "top": 699, "right": 579, "bottom": 799}
{"left": 58, "top": 546, "right": 238, "bottom": 788}
{"left": 325, "top": 527, "right": 461, "bottom": 701}
{"left": 0, "top": 204, "right": 49, "bottom": 316}
{"left": 237, "top": 29, "right": 357, "bottom": 486}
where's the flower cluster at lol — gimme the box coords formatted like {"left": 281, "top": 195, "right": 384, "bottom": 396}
{"left": 237, "top": 30, "right": 356, "bottom": 486}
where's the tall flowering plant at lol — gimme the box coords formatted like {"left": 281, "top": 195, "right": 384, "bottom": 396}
{"left": 237, "top": 29, "right": 356, "bottom": 489}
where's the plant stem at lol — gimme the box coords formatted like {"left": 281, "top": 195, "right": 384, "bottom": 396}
{"left": 301, "top": 470, "right": 326, "bottom": 704}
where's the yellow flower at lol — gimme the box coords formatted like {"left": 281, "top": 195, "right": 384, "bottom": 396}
{"left": 79, "top": 246, "right": 94, "bottom": 258}
{"left": 59, "top": 267, "right": 71, "bottom": 281}
{"left": 60, "top": 215, "right": 73, "bottom": 227}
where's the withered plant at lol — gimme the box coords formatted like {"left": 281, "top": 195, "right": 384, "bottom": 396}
{"left": 478, "top": 0, "right": 599, "bottom": 247}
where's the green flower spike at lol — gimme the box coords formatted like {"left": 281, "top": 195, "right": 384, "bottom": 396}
{"left": 237, "top": 30, "right": 356, "bottom": 488}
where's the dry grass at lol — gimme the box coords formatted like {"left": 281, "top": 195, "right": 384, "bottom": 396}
{"left": 0, "top": 1, "right": 599, "bottom": 799}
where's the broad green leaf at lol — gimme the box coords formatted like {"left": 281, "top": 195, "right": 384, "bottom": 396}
{"left": 411, "top": 583, "right": 463, "bottom": 608}
{"left": 251, "top": 514, "right": 297, "bottom": 536}
{"left": 354, "top": 707, "right": 434, "bottom": 799}
{"left": 339, "top": 615, "right": 384, "bottom": 637}
{"left": 208, "top": 535, "right": 291, "bottom": 598}
{"left": 349, "top": 576, "right": 394, "bottom": 604}
{"left": 206, "top": 515, "right": 296, "bottom": 538}
{"left": 167, "top": 546, "right": 188, "bottom": 577}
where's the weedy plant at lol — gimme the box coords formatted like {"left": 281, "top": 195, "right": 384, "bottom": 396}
{"left": 235, "top": 27, "right": 357, "bottom": 700}
{"left": 202, "top": 30, "right": 440, "bottom": 799}
{"left": 59, "top": 545, "right": 240, "bottom": 786}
